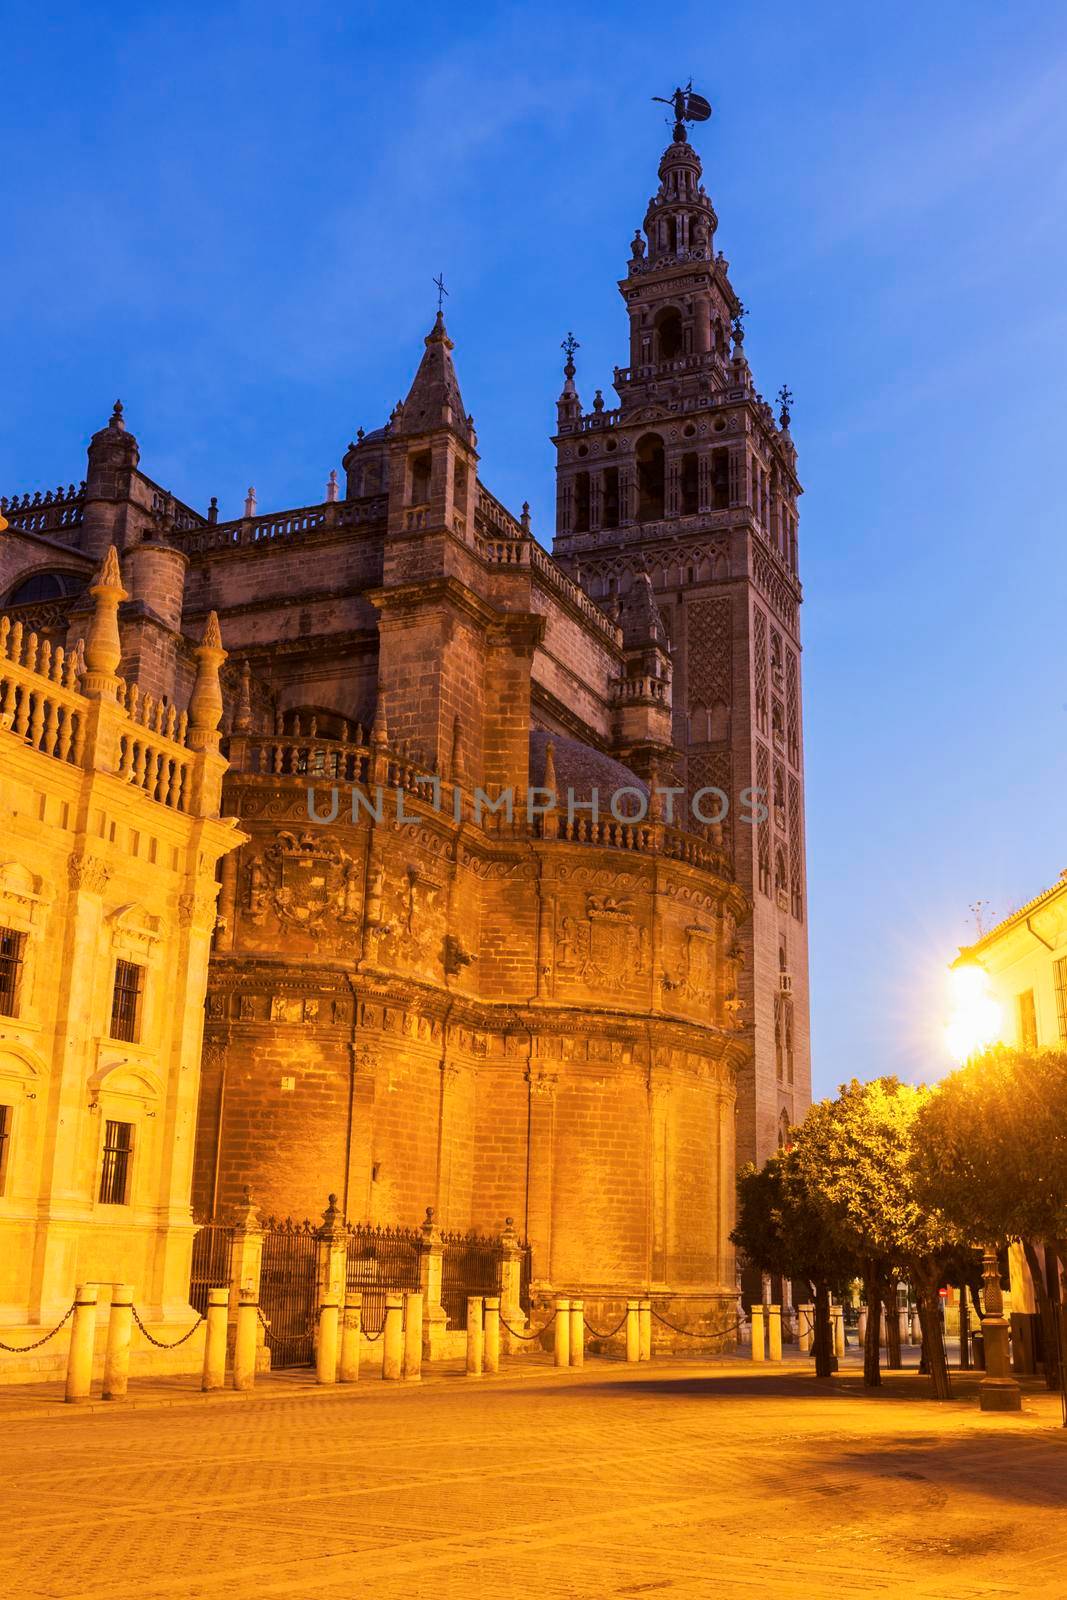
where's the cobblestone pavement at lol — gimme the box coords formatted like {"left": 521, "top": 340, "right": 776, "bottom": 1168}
{"left": 2, "top": 1360, "right": 1066, "bottom": 1600}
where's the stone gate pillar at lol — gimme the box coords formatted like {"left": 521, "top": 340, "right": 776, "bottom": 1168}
{"left": 499, "top": 1216, "right": 528, "bottom": 1352}
{"left": 419, "top": 1206, "right": 449, "bottom": 1359}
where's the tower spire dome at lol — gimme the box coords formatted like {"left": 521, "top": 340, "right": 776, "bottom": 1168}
{"left": 398, "top": 309, "right": 471, "bottom": 441}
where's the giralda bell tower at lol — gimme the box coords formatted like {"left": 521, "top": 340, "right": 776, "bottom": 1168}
{"left": 552, "top": 90, "right": 811, "bottom": 1169}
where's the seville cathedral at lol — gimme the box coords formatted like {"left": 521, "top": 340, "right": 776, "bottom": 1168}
{"left": 0, "top": 108, "right": 809, "bottom": 1356}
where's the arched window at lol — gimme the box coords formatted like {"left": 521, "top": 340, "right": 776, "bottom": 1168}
{"left": 711, "top": 448, "right": 730, "bottom": 510}
{"left": 655, "top": 308, "right": 683, "bottom": 362}
{"left": 6, "top": 570, "right": 86, "bottom": 606}
{"left": 574, "top": 472, "right": 591, "bottom": 534}
{"left": 709, "top": 701, "right": 729, "bottom": 742}
{"left": 408, "top": 451, "right": 431, "bottom": 506}
{"left": 452, "top": 455, "right": 467, "bottom": 513}
{"left": 602, "top": 467, "right": 619, "bottom": 529}
{"left": 680, "top": 452, "right": 699, "bottom": 516}
{"left": 636, "top": 434, "right": 665, "bottom": 523}
{"left": 774, "top": 848, "right": 787, "bottom": 898}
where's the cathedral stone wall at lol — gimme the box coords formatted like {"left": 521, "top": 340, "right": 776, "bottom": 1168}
{"left": 1, "top": 115, "right": 810, "bottom": 1341}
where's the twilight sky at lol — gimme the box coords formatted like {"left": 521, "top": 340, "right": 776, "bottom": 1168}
{"left": 3, "top": 2, "right": 1066, "bottom": 1098}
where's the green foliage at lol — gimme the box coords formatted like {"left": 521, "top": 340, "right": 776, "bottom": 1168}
{"left": 788, "top": 1077, "right": 963, "bottom": 1275}
{"left": 912, "top": 1046, "right": 1067, "bottom": 1248}
{"left": 732, "top": 1150, "right": 856, "bottom": 1292}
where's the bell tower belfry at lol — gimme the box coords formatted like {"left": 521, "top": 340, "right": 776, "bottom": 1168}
{"left": 552, "top": 98, "right": 810, "bottom": 1169}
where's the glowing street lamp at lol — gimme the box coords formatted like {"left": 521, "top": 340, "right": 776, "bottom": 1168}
{"left": 944, "top": 961, "right": 1002, "bottom": 1064}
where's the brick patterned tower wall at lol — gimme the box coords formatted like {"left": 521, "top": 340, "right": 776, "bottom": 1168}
{"left": 552, "top": 123, "right": 812, "bottom": 1171}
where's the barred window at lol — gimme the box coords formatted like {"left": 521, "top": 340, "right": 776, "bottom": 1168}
{"left": 1055, "top": 957, "right": 1067, "bottom": 1044}
{"left": 1017, "top": 988, "right": 1038, "bottom": 1051}
{"left": 110, "top": 960, "right": 144, "bottom": 1043}
{"left": 0, "top": 927, "right": 25, "bottom": 1017}
{"left": 0, "top": 1104, "right": 11, "bottom": 1194}
{"left": 99, "top": 1120, "right": 133, "bottom": 1205}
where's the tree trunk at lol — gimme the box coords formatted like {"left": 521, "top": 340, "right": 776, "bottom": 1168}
{"left": 1049, "top": 1242, "right": 1067, "bottom": 1428}
{"left": 1023, "top": 1238, "right": 1061, "bottom": 1392}
{"left": 813, "top": 1282, "right": 835, "bottom": 1379}
{"left": 915, "top": 1273, "right": 952, "bottom": 1401}
{"left": 958, "top": 1287, "right": 970, "bottom": 1369}
{"left": 884, "top": 1282, "right": 903, "bottom": 1369}
{"left": 862, "top": 1261, "right": 882, "bottom": 1388}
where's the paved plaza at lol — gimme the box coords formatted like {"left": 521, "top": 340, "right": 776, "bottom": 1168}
{"left": 2, "top": 1359, "right": 1065, "bottom": 1600}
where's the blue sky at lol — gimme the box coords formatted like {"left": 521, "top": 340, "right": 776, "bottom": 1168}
{"left": 4, "top": 2, "right": 1066, "bottom": 1097}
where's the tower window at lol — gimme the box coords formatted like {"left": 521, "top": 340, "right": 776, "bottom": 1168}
{"left": 636, "top": 434, "right": 665, "bottom": 523}
{"left": 680, "top": 452, "right": 699, "bottom": 516}
{"left": 110, "top": 960, "right": 144, "bottom": 1043}
{"left": 574, "top": 471, "right": 591, "bottom": 534}
{"left": 452, "top": 455, "right": 467, "bottom": 513}
{"left": 655, "top": 307, "right": 683, "bottom": 362}
{"left": 711, "top": 448, "right": 730, "bottom": 510}
{"left": 99, "top": 1120, "right": 134, "bottom": 1206}
{"left": 408, "top": 451, "right": 431, "bottom": 506}
{"left": 603, "top": 467, "right": 619, "bottom": 529}
{"left": 0, "top": 928, "right": 25, "bottom": 1017}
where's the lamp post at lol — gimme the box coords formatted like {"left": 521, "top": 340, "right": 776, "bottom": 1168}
{"left": 978, "top": 1246, "right": 1021, "bottom": 1412}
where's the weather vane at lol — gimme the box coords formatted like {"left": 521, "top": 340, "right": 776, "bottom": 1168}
{"left": 652, "top": 80, "right": 712, "bottom": 143}
{"left": 561, "top": 331, "right": 580, "bottom": 378}
{"left": 433, "top": 272, "right": 448, "bottom": 314}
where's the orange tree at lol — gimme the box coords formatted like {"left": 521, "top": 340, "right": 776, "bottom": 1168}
{"left": 789, "top": 1078, "right": 962, "bottom": 1399}
{"left": 912, "top": 1046, "right": 1067, "bottom": 1395}
{"left": 732, "top": 1150, "right": 857, "bottom": 1378}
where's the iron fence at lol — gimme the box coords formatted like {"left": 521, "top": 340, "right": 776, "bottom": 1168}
{"left": 345, "top": 1222, "right": 422, "bottom": 1336}
{"left": 441, "top": 1230, "right": 504, "bottom": 1330}
{"left": 188, "top": 1222, "right": 234, "bottom": 1315}
{"left": 260, "top": 1216, "right": 318, "bottom": 1368}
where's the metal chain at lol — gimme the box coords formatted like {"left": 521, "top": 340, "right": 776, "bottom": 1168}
{"left": 498, "top": 1308, "right": 557, "bottom": 1341}
{"left": 0, "top": 1300, "right": 76, "bottom": 1353}
{"left": 650, "top": 1308, "right": 749, "bottom": 1340}
{"left": 131, "top": 1306, "right": 204, "bottom": 1349}
{"left": 583, "top": 1311, "right": 630, "bottom": 1340}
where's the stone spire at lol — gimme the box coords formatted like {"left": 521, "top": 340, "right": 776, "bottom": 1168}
{"left": 397, "top": 312, "right": 472, "bottom": 441}
{"left": 82, "top": 545, "right": 128, "bottom": 693}
{"left": 638, "top": 134, "right": 718, "bottom": 266}
{"left": 187, "top": 611, "right": 227, "bottom": 750}
{"left": 556, "top": 332, "right": 581, "bottom": 427}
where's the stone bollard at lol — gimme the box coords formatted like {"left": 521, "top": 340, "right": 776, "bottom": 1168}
{"left": 569, "top": 1299, "right": 585, "bottom": 1368}
{"left": 626, "top": 1300, "right": 640, "bottom": 1363}
{"left": 639, "top": 1298, "right": 652, "bottom": 1362}
{"left": 898, "top": 1306, "right": 909, "bottom": 1347}
{"left": 910, "top": 1309, "right": 922, "bottom": 1344}
{"left": 750, "top": 1304, "right": 765, "bottom": 1363}
{"left": 202, "top": 1287, "right": 228, "bottom": 1391}
{"left": 316, "top": 1299, "right": 339, "bottom": 1385}
{"left": 483, "top": 1296, "right": 501, "bottom": 1375}
{"left": 233, "top": 1289, "right": 259, "bottom": 1392}
{"left": 465, "top": 1296, "right": 484, "bottom": 1377}
{"left": 857, "top": 1306, "right": 868, "bottom": 1345}
{"left": 403, "top": 1291, "right": 423, "bottom": 1381}
{"left": 382, "top": 1294, "right": 404, "bottom": 1380}
{"left": 798, "top": 1303, "right": 814, "bottom": 1354}
{"left": 767, "top": 1304, "right": 783, "bottom": 1363}
{"left": 554, "top": 1297, "right": 571, "bottom": 1368}
{"left": 65, "top": 1285, "right": 98, "bottom": 1404}
{"left": 832, "top": 1304, "right": 846, "bottom": 1357}
{"left": 339, "top": 1295, "right": 362, "bottom": 1383}
{"left": 102, "top": 1283, "right": 134, "bottom": 1401}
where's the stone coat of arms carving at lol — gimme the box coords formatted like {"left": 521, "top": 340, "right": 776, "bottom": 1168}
{"left": 556, "top": 894, "right": 650, "bottom": 991}
{"left": 245, "top": 830, "right": 361, "bottom": 933}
